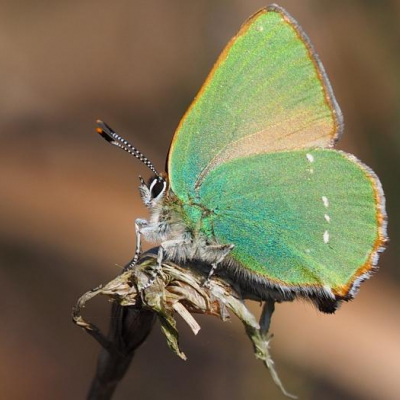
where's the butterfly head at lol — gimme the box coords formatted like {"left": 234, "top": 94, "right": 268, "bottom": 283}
{"left": 139, "top": 173, "right": 169, "bottom": 208}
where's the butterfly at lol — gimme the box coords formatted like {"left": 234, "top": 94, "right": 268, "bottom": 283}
{"left": 96, "top": 4, "right": 387, "bottom": 313}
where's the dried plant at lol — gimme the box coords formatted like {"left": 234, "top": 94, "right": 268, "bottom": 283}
{"left": 73, "top": 251, "right": 295, "bottom": 399}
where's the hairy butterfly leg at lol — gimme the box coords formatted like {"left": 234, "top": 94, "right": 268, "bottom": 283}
{"left": 124, "top": 218, "right": 148, "bottom": 271}
{"left": 140, "top": 238, "right": 191, "bottom": 290}
{"left": 204, "top": 244, "right": 234, "bottom": 286}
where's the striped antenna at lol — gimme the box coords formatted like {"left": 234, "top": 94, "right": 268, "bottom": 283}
{"left": 96, "top": 120, "right": 161, "bottom": 179}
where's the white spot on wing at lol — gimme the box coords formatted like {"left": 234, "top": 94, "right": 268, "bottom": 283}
{"left": 323, "top": 230, "right": 330, "bottom": 244}
{"left": 306, "top": 153, "right": 314, "bottom": 163}
{"left": 322, "top": 196, "right": 329, "bottom": 208}
{"left": 324, "top": 214, "right": 331, "bottom": 223}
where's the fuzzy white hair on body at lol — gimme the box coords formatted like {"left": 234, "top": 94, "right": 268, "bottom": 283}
{"left": 134, "top": 177, "right": 234, "bottom": 288}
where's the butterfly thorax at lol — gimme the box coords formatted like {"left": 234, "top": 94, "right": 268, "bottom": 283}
{"left": 163, "top": 190, "right": 214, "bottom": 235}
{"left": 144, "top": 187, "right": 226, "bottom": 264}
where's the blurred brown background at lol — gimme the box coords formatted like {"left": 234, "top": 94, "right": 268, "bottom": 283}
{"left": 1, "top": 0, "right": 399, "bottom": 399}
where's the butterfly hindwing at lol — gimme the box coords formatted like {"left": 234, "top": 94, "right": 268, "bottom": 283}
{"left": 196, "top": 149, "right": 386, "bottom": 298}
{"left": 168, "top": 5, "right": 343, "bottom": 199}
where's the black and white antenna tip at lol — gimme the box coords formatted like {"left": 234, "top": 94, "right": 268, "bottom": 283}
{"left": 95, "top": 119, "right": 162, "bottom": 179}
{"left": 96, "top": 120, "right": 117, "bottom": 144}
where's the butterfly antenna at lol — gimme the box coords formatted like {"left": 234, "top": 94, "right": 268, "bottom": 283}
{"left": 96, "top": 120, "right": 162, "bottom": 179}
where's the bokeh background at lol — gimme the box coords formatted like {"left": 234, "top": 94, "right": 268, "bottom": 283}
{"left": 1, "top": 0, "right": 399, "bottom": 399}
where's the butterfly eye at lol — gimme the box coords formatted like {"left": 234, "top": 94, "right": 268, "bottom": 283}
{"left": 149, "top": 177, "right": 166, "bottom": 199}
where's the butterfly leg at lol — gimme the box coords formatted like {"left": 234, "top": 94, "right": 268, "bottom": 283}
{"left": 124, "top": 218, "right": 148, "bottom": 271}
{"left": 203, "top": 243, "right": 234, "bottom": 286}
{"left": 141, "top": 238, "right": 190, "bottom": 289}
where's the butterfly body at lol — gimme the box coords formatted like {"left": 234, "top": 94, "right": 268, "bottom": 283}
{"left": 97, "top": 4, "right": 387, "bottom": 313}
{"left": 138, "top": 184, "right": 232, "bottom": 264}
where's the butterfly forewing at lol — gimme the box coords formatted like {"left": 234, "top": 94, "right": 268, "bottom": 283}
{"left": 168, "top": 6, "right": 343, "bottom": 199}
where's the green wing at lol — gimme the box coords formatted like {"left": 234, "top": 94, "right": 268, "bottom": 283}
{"left": 168, "top": 5, "right": 343, "bottom": 199}
{"left": 194, "top": 149, "right": 386, "bottom": 297}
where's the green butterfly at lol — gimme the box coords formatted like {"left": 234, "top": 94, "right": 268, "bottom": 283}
{"left": 97, "top": 4, "right": 387, "bottom": 313}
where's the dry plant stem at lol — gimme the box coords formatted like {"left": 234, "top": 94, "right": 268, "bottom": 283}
{"left": 87, "top": 304, "right": 156, "bottom": 400}
{"left": 73, "top": 251, "right": 295, "bottom": 399}
{"left": 72, "top": 259, "right": 156, "bottom": 400}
